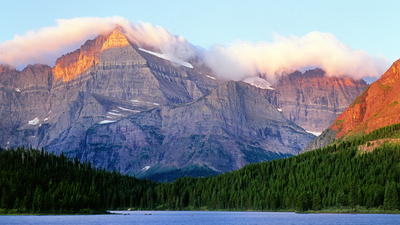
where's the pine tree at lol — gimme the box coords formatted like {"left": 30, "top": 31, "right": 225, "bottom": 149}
{"left": 22, "top": 195, "right": 29, "bottom": 210}
{"left": 32, "top": 186, "right": 43, "bottom": 212}
{"left": 384, "top": 181, "right": 399, "bottom": 210}
{"left": 1, "top": 188, "right": 7, "bottom": 209}
{"left": 111, "top": 193, "right": 117, "bottom": 209}
{"left": 348, "top": 181, "right": 356, "bottom": 211}
{"left": 312, "top": 193, "right": 322, "bottom": 210}
{"left": 13, "top": 197, "right": 20, "bottom": 209}
{"left": 357, "top": 189, "right": 363, "bottom": 206}
{"left": 384, "top": 182, "right": 391, "bottom": 210}
{"left": 390, "top": 182, "right": 399, "bottom": 210}
{"left": 296, "top": 191, "right": 309, "bottom": 212}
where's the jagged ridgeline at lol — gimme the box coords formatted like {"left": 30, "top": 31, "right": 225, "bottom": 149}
{"left": 0, "top": 147, "right": 156, "bottom": 214}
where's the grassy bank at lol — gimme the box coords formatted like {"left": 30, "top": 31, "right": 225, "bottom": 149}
{"left": 114, "top": 206, "right": 400, "bottom": 214}
{"left": 0, "top": 208, "right": 109, "bottom": 215}
{"left": 301, "top": 205, "right": 400, "bottom": 214}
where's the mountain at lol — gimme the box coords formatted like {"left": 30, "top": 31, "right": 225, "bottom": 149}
{"left": 272, "top": 69, "right": 367, "bottom": 134}
{"left": 78, "top": 81, "right": 313, "bottom": 177}
{"left": 0, "top": 27, "right": 367, "bottom": 179}
{"left": 302, "top": 59, "right": 400, "bottom": 152}
{"left": 1, "top": 27, "right": 220, "bottom": 149}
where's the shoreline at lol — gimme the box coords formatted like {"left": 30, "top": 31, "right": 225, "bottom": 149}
{"left": 2, "top": 207, "right": 400, "bottom": 215}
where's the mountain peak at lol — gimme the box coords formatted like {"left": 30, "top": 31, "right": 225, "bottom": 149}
{"left": 380, "top": 59, "right": 400, "bottom": 86}
{"left": 51, "top": 26, "right": 132, "bottom": 83}
{"left": 328, "top": 59, "right": 400, "bottom": 138}
{"left": 101, "top": 26, "right": 130, "bottom": 51}
{"left": 303, "top": 58, "right": 400, "bottom": 152}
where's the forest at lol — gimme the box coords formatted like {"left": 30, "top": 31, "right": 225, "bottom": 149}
{"left": 0, "top": 148, "right": 156, "bottom": 214}
{"left": 1, "top": 123, "right": 400, "bottom": 214}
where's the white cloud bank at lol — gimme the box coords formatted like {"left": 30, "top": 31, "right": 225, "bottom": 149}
{"left": 0, "top": 17, "right": 390, "bottom": 81}
{"left": 202, "top": 32, "right": 390, "bottom": 81}
{"left": 0, "top": 16, "right": 193, "bottom": 69}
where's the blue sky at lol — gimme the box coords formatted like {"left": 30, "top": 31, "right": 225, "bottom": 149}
{"left": 1, "top": 0, "right": 399, "bottom": 82}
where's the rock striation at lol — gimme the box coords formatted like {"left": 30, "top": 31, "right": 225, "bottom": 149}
{"left": 273, "top": 69, "right": 368, "bottom": 134}
{"left": 78, "top": 81, "right": 314, "bottom": 175}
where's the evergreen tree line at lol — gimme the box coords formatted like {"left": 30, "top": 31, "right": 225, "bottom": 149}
{"left": 340, "top": 122, "right": 400, "bottom": 146}
{"left": 0, "top": 146, "right": 156, "bottom": 214}
{"left": 143, "top": 142, "right": 400, "bottom": 211}
{"left": 1, "top": 123, "right": 400, "bottom": 213}
{"left": 135, "top": 123, "right": 400, "bottom": 212}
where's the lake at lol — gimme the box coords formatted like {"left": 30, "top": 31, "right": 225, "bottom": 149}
{"left": 1, "top": 211, "right": 400, "bottom": 225}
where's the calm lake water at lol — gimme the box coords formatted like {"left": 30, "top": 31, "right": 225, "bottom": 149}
{"left": 1, "top": 211, "right": 400, "bottom": 225}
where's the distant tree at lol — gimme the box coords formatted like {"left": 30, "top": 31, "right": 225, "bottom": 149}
{"left": 32, "top": 186, "right": 43, "bottom": 212}
{"left": 348, "top": 181, "right": 356, "bottom": 211}
{"left": 312, "top": 193, "right": 322, "bottom": 210}
{"left": 296, "top": 191, "right": 310, "bottom": 212}
{"left": 384, "top": 181, "right": 399, "bottom": 210}
{"left": 357, "top": 189, "right": 363, "bottom": 206}
{"left": 1, "top": 188, "right": 7, "bottom": 209}
{"left": 13, "top": 196, "right": 20, "bottom": 209}
{"left": 374, "top": 189, "right": 384, "bottom": 207}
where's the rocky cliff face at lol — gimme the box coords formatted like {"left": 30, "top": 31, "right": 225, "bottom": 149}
{"left": 78, "top": 81, "right": 314, "bottom": 176}
{"left": 273, "top": 69, "right": 368, "bottom": 133}
{"left": 52, "top": 35, "right": 106, "bottom": 82}
{"left": 302, "top": 59, "right": 400, "bottom": 152}
{"left": 1, "top": 27, "right": 221, "bottom": 150}
{"left": 0, "top": 64, "right": 53, "bottom": 149}
{"left": 0, "top": 26, "right": 367, "bottom": 179}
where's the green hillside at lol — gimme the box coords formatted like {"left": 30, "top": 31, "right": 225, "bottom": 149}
{"left": 137, "top": 123, "right": 400, "bottom": 212}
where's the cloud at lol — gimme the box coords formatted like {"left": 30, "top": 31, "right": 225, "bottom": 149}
{"left": 0, "top": 17, "right": 117, "bottom": 68}
{"left": 201, "top": 32, "right": 390, "bottom": 82}
{"left": 0, "top": 17, "right": 390, "bottom": 82}
{"left": 0, "top": 16, "right": 193, "bottom": 69}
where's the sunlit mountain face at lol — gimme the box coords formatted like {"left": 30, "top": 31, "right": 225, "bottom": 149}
{"left": 303, "top": 59, "right": 400, "bottom": 152}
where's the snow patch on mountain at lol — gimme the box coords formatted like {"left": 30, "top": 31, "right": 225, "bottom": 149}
{"left": 28, "top": 117, "right": 39, "bottom": 125}
{"left": 138, "top": 48, "right": 193, "bottom": 69}
{"left": 306, "top": 130, "right": 322, "bottom": 136}
{"left": 119, "top": 107, "right": 135, "bottom": 112}
{"left": 242, "top": 77, "right": 274, "bottom": 90}
{"left": 108, "top": 112, "right": 122, "bottom": 116}
{"left": 141, "top": 166, "right": 150, "bottom": 171}
{"left": 100, "top": 120, "right": 116, "bottom": 124}
{"left": 206, "top": 75, "right": 216, "bottom": 80}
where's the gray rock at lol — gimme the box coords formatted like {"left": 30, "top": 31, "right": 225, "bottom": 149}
{"left": 0, "top": 28, "right": 367, "bottom": 179}
{"left": 77, "top": 81, "right": 315, "bottom": 175}
{"left": 300, "top": 128, "right": 338, "bottom": 153}
{"left": 273, "top": 69, "right": 367, "bottom": 133}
